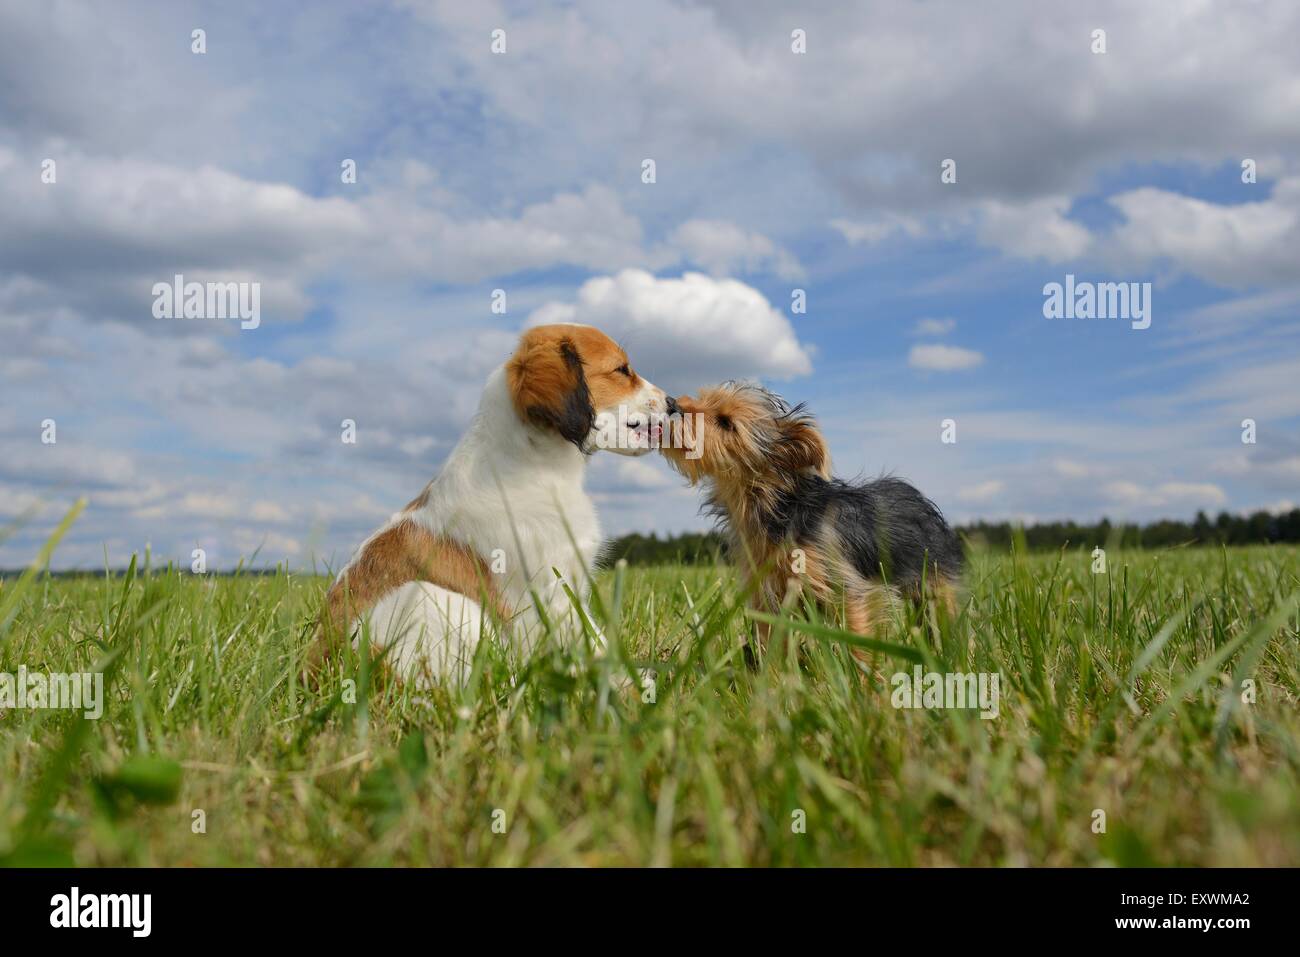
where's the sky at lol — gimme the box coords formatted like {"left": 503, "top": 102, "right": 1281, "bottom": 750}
{"left": 1, "top": 0, "right": 1298, "bottom": 570}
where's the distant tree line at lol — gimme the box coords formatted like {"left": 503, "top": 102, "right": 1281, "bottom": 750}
{"left": 603, "top": 509, "right": 1300, "bottom": 566}
{"left": 603, "top": 531, "right": 727, "bottom": 567}
{"left": 961, "top": 509, "right": 1300, "bottom": 551}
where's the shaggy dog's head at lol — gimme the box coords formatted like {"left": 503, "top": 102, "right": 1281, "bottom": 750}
{"left": 661, "top": 381, "right": 830, "bottom": 489}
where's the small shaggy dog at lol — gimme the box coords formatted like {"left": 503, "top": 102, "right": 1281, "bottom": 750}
{"left": 661, "top": 382, "right": 962, "bottom": 642}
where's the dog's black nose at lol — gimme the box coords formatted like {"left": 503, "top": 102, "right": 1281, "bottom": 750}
{"left": 665, "top": 396, "right": 680, "bottom": 415}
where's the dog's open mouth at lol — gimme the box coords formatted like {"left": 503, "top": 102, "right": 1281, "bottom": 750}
{"left": 625, "top": 425, "right": 658, "bottom": 450}
{"left": 626, "top": 420, "right": 663, "bottom": 448}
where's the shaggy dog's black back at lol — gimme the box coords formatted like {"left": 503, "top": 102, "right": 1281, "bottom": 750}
{"left": 762, "top": 474, "right": 963, "bottom": 589}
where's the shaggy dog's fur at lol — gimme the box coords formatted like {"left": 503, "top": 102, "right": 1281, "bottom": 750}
{"left": 661, "top": 382, "right": 962, "bottom": 644}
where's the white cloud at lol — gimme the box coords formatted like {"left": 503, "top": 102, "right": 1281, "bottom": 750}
{"left": 1159, "top": 482, "right": 1229, "bottom": 505}
{"left": 975, "top": 196, "right": 1092, "bottom": 263}
{"left": 1, "top": 444, "right": 137, "bottom": 488}
{"left": 908, "top": 343, "right": 985, "bottom": 371}
{"left": 0, "top": 148, "right": 364, "bottom": 271}
{"left": 843, "top": 180, "right": 1300, "bottom": 289}
{"left": 399, "top": 0, "right": 1300, "bottom": 232}
{"left": 363, "top": 183, "right": 676, "bottom": 283}
{"left": 0, "top": 487, "right": 42, "bottom": 519}
{"left": 1052, "top": 458, "right": 1094, "bottom": 478}
{"left": 231, "top": 529, "right": 303, "bottom": 558}
{"left": 0, "top": 148, "right": 687, "bottom": 319}
{"left": 957, "top": 480, "right": 1004, "bottom": 503}
{"left": 1104, "top": 480, "right": 1227, "bottom": 509}
{"left": 526, "top": 269, "right": 814, "bottom": 385}
{"left": 669, "top": 219, "right": 803, "bottom": 280}
{"left": 830, "top": 215, "right": 924, "bottom": 246}
{"left": 912, "top": 317, "right": 956, "bottom": 337}
{"left": 1152, "top": 355, "right": 1300, "bottom": 421}
{"left": 1104, "top": 179, "right": 1300, "bottom": 288}
{"left": 932, "top": 178, "right": 1300, "bottom": 287}
{"left": 1269, "top": 457, "right": 1300, "bottom": 478}
{"left": 594, "top": 457, "right": 678, "bottom": 492}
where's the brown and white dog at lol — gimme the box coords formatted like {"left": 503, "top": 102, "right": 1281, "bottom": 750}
{"left": 306, "top": 324, "right": 669, "bottom": 687}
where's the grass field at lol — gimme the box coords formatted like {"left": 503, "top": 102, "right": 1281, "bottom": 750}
{"left": 2, "top": 513, "right": 1298, "bottom": 866}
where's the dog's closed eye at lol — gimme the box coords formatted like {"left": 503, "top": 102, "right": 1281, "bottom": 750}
{"left": 715, "top": 414, "right": 733, "bottom": 432}
{"left": 613, "top": 364, "right": 631, "bottom": 376}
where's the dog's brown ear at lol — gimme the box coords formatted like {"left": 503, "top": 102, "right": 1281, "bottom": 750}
{"left": 776, "top": 413, "right": 830, "bottom": 478}
{"left": 506, "top": 332, "right": 595, "bottom": 449}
